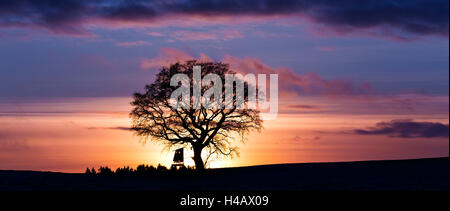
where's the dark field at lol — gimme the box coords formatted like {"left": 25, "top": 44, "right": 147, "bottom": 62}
{"left": 0, "top": 157, "right": 448, "bottom": 191}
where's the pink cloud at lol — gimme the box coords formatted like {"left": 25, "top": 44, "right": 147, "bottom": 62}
{"left": 147, "top": 31, "right": 164, "bottom": 37}
{"left": 170, "top": 29, "right": 243, "bottom": 41}
{"left": 141, "top": 48, "right": 372, "bottom": 97}
{"left": 140, "top": 48, "right": 195, "bottom": 70}
{"left": 252, "top": 30, "right": 295, "bottom": 38}
{"left": 88, "top": 15, "right": 274, "bottom": 33}
{"left": 115, "top": 40, "right": 152, "bottom": 47}
{"left": 224, "top": 56, "right": 372, "bottom": 97}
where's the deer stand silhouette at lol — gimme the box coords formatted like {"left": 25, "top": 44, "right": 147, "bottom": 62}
{"left": 171, "top": 148, "right": 185, "bottom": 170}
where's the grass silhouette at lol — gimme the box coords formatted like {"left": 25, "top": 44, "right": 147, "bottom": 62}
{"left": 85, "top": 164, "right": 197, "bottom": 177}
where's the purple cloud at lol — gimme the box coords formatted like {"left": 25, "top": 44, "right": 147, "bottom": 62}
{"left": 354, "top": 119, "right": 449, "bottom": 138}
{"left": 0, "top": 0, "right": 447, "bottom": 38}
{"left": 86, "top": 126, "right": 133, "bottom": 131}
{"left": 287, "top": 104, "right": 321, "bottom": 110}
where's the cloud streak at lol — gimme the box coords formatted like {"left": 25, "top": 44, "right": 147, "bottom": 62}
{"left": 288, "top": 104, "right": 321, "bottom": 110}
{"left": 86, "top": 126, "right": 133, "bottom": 131}
{"left": 115, "top": 40, "right": 152, "bottom": 47}
{"left": 0, "top": 0, "right": 447, "bottom": 39}
{"left": 171, "top": 30, "right": 243, "bottom": 41}
{"left": 354, "top": 119, "right": 449, "bottom": 138}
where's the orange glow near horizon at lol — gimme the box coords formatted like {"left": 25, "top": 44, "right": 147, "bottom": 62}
{"left": 0, "top": 97, "right": 448, "bottom": 173}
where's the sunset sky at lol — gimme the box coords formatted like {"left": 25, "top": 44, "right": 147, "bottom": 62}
{"left": 0, "top": 0, "right": 448, "bottom": 172}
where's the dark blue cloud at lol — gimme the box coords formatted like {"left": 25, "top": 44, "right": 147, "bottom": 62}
{"left": 354, "top": 119, "right": 449, "bottom": 138}
{"left": 0, "top": 0, "right": 448, "bottom": 37}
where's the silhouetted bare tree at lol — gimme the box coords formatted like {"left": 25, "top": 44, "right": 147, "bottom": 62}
{"left": 130, "top": 60, "right": 262, "bottom": 170}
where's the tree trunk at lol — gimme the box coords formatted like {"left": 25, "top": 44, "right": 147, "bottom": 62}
{"left": 193, "top": 145, "right": 205, "bottom": 170}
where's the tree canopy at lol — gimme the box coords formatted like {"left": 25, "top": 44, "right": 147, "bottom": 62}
{"left": 130, "top": 60, "right": 262, "bottom": 169}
